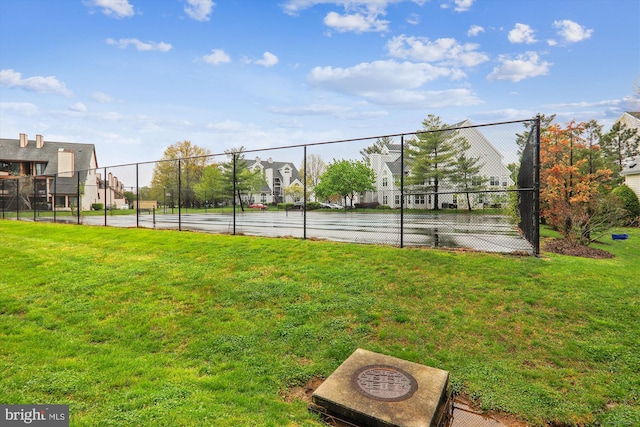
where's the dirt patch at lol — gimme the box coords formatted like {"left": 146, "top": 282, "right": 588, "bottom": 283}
{"left": 543, "top": 238, "right": 614, "bottom": 259}
{"left": 280, "top": 376, "right": 324, "bottom": 404}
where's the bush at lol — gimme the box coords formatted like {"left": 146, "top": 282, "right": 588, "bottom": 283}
{"left": 278, "top": 202, "right": 294, "bottom": 210}
{"left": 612, "top": 185, "right": 640, "bottom": 226}
{"left": 91, "top": 203, "right": 104, "bottom": 211}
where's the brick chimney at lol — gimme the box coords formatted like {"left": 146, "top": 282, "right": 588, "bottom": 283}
{"left": 36, "top": 134, "right": 44, "bottom": 148}
{"left": 19, "top": 133, "right": 28, "bottom": 148}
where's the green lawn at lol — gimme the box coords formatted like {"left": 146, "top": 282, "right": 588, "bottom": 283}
{"left": 0, "top": 221, "right": 638, "bottom": 426}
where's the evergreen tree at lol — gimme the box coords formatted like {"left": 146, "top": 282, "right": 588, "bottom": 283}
{"left": 405, "top": 115, "right": 464, "bottom": 210}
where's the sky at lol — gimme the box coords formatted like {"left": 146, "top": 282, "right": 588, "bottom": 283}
{"left": 1, "top": 0, "right": 639, "bottom": 177}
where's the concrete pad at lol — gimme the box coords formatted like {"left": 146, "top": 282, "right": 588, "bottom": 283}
{"left": 312, "top": 348, "right": 451, "bottom": 427}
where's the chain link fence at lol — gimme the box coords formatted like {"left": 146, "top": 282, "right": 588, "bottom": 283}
{"left": 1, "top": 118, "right": 540, "bottom": 255}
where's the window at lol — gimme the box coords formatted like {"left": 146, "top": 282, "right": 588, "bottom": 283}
{"left": 36, "top": 163, "right": 47, "bottom": 175}
{"left": 383, "top": 195, "right": 388, "bottom": 205}
{"left": 394, "top": 194, "right": 400, "bottom": 206}
{"left": 382, "top": 177, "right": 388, "bottom": 187}
{"left": 261, "top": 193, "right": 267, "bottom": 203}
{"left": 273, "top": 178, "right": 281, "bottom": 195}
{"left": 415, "top": 195, "right": 425, "bottom": 204}
{"left": 490, "top": 176, "right": 499, "bottom": 186}
{"left": 501, "top": 176, "right": 508, "bottom": 187}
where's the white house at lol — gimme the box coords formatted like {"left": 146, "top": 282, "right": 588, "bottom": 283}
{"left": 621, "top": 155, "right": 640, "bottom": 200}
{"left": 366, "top": 120, "right": 514, "bottom": 209}
{"left": 247, "top": 157, "right": 303, "bottom": 205}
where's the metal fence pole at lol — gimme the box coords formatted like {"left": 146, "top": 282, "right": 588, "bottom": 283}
{"left": 136, "top": 163, "right": 140, "bottom": 228}
{"left": 534, "top": 115, "right": 541, "bottom": 256}
{"left": 303, "top": 145, "right": 307, "bottom": 240}
{"left": 16, "top": 179, "right": 20, "bottom": 221}
{"left": 53, "top": 175, "right": 57, "bottom": 223}
{"left": 232, "top": 153, "right": 236, "bottom": 235}
{"left": 104, "top": 167, "right": 108, "bottom": 226}
{"left": 178, "top": 159, "right": 182, "bottom": 231}
{"left": 33, "top": 177, "right": 37, "bottom": 222}
{"left": 400, "top": 134, "right": 405, "bottom": 248}
{"left": 77, "top": 171, "right": 81, "bottom": 225}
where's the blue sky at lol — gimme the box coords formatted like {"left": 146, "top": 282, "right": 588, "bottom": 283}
{"left": 1, "top": 0, "right": 639, "bottom": 172}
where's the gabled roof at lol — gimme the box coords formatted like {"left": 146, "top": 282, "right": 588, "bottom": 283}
{"left": 0, "top": 136, "right": 97, "bottom": 194}
{"left": 0, "top": 137, "right": 97, "bottom": 175}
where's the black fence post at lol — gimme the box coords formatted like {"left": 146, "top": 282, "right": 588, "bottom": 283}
{"left": 534, "top": 115, "right": 541, "bottom": 256}
{"left": 232, "top": 153, "right": 236, "bottom": 235}
{"left": 136, "top": 163, "right": 140, "bottom": 228}
{"left": 53, "top": 175, "right": 57, "bottom": 223}
{"left": 178, "top": 159, "right": 182, "bottom": 232}
{"left": 16, "top": 179, "right": 20, "bottom": 221}
{"left": 76, "top": 171, "right": 81, "bottom": 225}
{"left": 400, "top": 134, "right": 405, "bottom": 248}
{"left": 303, "top": 145, "right": 307, "bottom": 240}
{"left": 104, "top": 167, "right": 108, "bottom": 226}
{"left": 33, "top": 177, "right": 37, "bottom": 222}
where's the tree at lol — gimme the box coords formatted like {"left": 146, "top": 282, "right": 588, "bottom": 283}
{"left": 601, "top": 121, "right": 640, "bottom": 183}
{"left": 448, "top": 138, "right": 485, "bottom": 211}
{"left": 194, "top": 165, "right": 225, "bottom": 207}
{"left": 314, "top": 159, "right": 375, "bottom": 208}
{"left": 299, "top": 154, "right": 326, "bottom": 201}
{"left": 220, "top": 147, "right": 262, "bottom": 208}
{"left": 150, "top": 141, "right": 211, "bottom": 208}
{"left": 284, "top": 182, "right": 304, "bottom": 202}
{"left": 540, "top": 122, "right": 615, "bottom": 244}
{"left": 361, "top": 136, "right": 394, "bottom": 160}
{"left": 516, "top": 113, "right": 556, "bottom": 155}
{"left": 405, "top": 115, "right": 464, "bottom": 210}
{"left": 612, "top": 184, "right": 640, "bottom": 226}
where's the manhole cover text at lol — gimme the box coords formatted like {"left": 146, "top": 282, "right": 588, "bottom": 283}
{"left": 351, "top": 365, "right": 418, "bottom": 402}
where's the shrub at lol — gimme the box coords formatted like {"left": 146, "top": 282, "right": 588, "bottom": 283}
{"left": 91, "top": 203, "right": 104, "bottom": 211}
{"left": 612, "top": 185, "right": 640, "bottom": 226}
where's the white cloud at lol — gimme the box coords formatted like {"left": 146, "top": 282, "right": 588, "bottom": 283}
{"left": 467, "top": 25, "right": 484, "bottom": 37}
{"left": 202, "top": 49, "right": 231, "bottom": 64}
{"left": 487, "top": 52, "right": 551, "bottom": 82}
{"left": 367, "top": 88, "right": 482, "bottom": 108}
{"left": 0, "top": 69, "right": 73, "bottom": 96}
{"left": 453, "top": 0, "right": 474, "bottom": 12}
{"left": 553, "top": 20, "right": 593, "bottom": 43}
{"left": 69, "top": 102, "right": 88, "bottom": 112}
{"left": 406, "top": 13, "right": 420, "bottom": 25}
{"left": 254, "top": 52, "right": 279, "bottom": 67}
{"left": 282, "top": 1, "right": 427, "bottom": 15}
{"left": 269, "top": 104, "right": 352, "bottom": 116}
{"left": 508, "top": 23, "right": 537, "bottom": 44}
{"left": 324, "top": 10, "right": 389, "bottom": 33}
{"left": 309, "top": 60, "right": 454, "bottom": 95}
{"left": 86, "top": 0, "right": 134, "bottom": 18}
{"left": 91, "top": 91, "right": 114, "bottom": 103}
{"left": 386, "top": 35, "right": 489, "bottom": 67}
{"left": 184, "top": 0, "right": 215, "bottom": 22}
{"left": 106, "top": 38, "right": 172, "bottom": 52}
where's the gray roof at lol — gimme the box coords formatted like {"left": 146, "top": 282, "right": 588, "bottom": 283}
{"left": 0, "top": 137, "right": 97, "bottom": 194}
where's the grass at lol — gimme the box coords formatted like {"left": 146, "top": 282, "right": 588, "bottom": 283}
{"left": 0, "top": 221, "right": 638, "bottom": 426}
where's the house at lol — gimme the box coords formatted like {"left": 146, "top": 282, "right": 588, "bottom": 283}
{"left": 366, "top": 120, "right": 514, "bottom": 209}
{"left": 0, "top": 134, "right": 125, "bottom": 212}
{"left": 247, "top": 157, "right": 303, "bottom": 205}
{"left": 615, "top": 111, "right": 640, "bottom": 132}
{"left": 621, "top": 155, "right": 640, "bottom": 200}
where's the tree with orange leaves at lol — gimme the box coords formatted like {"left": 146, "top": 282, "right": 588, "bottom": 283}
{"left": 540, "top": 121, "right": 619, "bottom": 245}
